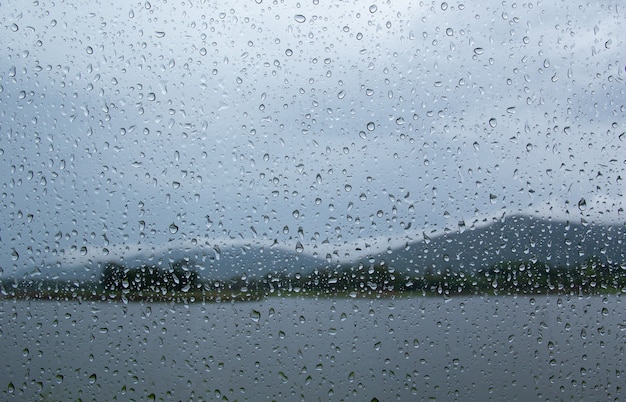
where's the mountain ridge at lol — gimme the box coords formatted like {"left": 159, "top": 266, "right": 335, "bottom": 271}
{"left": 8, "top": 215, "right": 625, "bottom": 282}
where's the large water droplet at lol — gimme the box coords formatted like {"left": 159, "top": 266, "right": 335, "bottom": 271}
{"left": 294, "top": 14, "right": 306, "bottom": 23}
{"left": 169, "top": 223, "right": 179, "bottom": 234}
{"left": 578, "top": 198, "right": 587, "bottom": 211}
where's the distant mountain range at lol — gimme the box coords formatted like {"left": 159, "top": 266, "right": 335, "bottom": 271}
{"left": 356, "top": 215, "right": 626, "bottom": 274}
{"left": 11, "top": 215, "right": 626, "bottom": 282}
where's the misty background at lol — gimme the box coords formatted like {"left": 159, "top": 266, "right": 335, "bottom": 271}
{"left": 1, "top": 0, "right": 624, "bottom": 278}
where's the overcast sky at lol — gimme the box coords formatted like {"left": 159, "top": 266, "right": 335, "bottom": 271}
{"left": 1, "top": 0, "right": 624, "bottom": 276}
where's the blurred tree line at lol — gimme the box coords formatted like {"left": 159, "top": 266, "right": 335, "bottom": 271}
{"left": 2, "top": 256, "right": 624, "bottom": 300}
{"left": 101, "top": 260, "right": 201, "bottom": 294}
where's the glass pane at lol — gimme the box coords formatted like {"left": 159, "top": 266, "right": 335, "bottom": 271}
{"left": 1, "top": 0, "right": 624, "bottom": 400}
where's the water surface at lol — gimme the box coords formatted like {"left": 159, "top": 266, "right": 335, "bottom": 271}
{"left": 1, "top": 295, "right": 623, "bottom": 401}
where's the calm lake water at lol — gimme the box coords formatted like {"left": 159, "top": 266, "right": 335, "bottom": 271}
{"left": 1, "top": 295, "right": 624, "bottom": 401}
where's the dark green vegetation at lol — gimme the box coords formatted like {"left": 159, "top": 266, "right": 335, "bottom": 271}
{"left": 1, "top": 257, "right": 624, "bottom": 302}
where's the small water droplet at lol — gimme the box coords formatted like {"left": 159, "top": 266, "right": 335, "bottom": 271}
{"left": 488, "top": 118, "right": 497, "bottom": 128}
{"left": 578, "top": 198, "right": 587, "bottom": 211}
{"left": 250, "top": 309, "right": 261, "bottom": 322}
{"left": 285, "top": 48, "right": 293, "bottom": 56}
{"left": 155, "top": 31, "right": 165, "bottom": 38}
{"left": 294, "top": 14, "right": 306, "bottom": 23}
{"left": 366, "top": 122, "right": 375, "bottom": 131}
{"left": 11, "top": 249, "right": 19, "bottom": 261}
{"left": 474, "top": 47, "right": 484, "bottom": 55}
{"left": 369, "top": 4, "right": 378, "bottom": 13}
{"left": 169, "top": 223, "right": 179, "bottom": 234}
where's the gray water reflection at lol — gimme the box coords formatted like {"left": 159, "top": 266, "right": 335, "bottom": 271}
{"left": 1, "top": 295, "right": 623, "bottom": 401}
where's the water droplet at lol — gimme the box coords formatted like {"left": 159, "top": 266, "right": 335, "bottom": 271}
{"left": 441, "top": 2, "right": 448, "bottom": 11}
{"left": 292, "top": 210, "right": 300, "bottom": 219}
{"left": 294, "top": 14, "right": 306, "bottom": 23}
{"left": 279, "top": 371, "right": 288, "bottom": 382}
{"left": 155, "top": 31, "right": 165, "bottom": 38}
{"left": 337, "top": 90, "right": 346, "bottom": 99}
{"left": 366, "top": 122, "right": 375, "bottom": 131}
{"left": 369, "top": 4, "right": 378, "bottom": 13}
{"left": 11, "top": 249, "right": 19, "bottom": 261}
{"left": 446, "top": 27, "right": 454, "bottom": 36}
{"left": 474, "top": 47, "right": 484, "bottom": 55}
{"left": 169, "top": 223, "right": 179, "bottom": 234}
{"left": 285, "top": 48, "right": 293, "bottom": 56}
{"left": 578, "top": 198, "right": 587, "bottom": 211}
{"left": 10, "top": 23, "right": 19, "bottom": 32}
{"left": 250, "top": 309, "right": 261, "bottom": 322}
{"left": 89, "top": 374, "right": 97, "bottom": 384}
{"left": 295, "top": 241, "right": 304, "bottom": 253}
{"left": 488, "top": 118, "right": 497, "bottom": 128}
